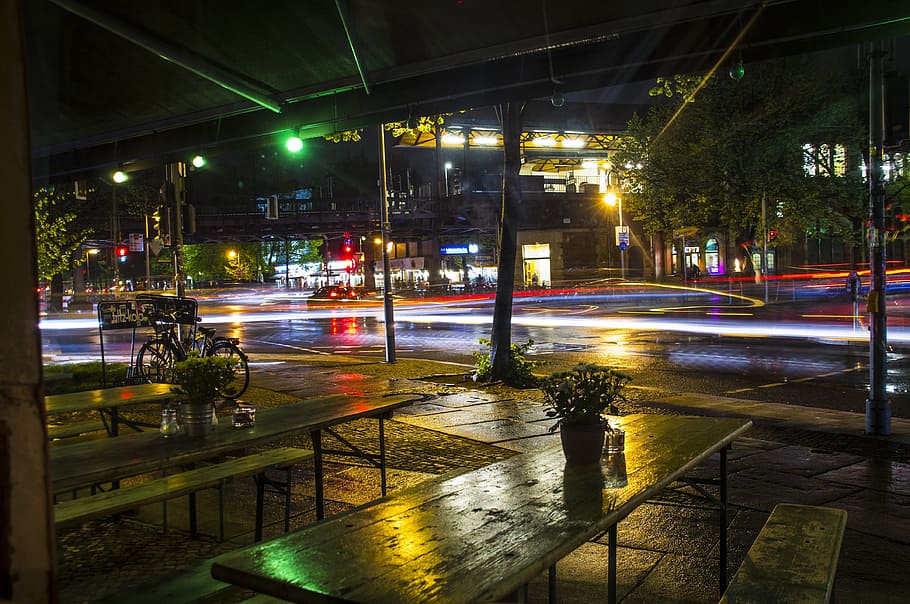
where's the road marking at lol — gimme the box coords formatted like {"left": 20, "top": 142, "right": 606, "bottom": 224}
{"left": 724, "top": 364, "right": 864, "bottom": 395}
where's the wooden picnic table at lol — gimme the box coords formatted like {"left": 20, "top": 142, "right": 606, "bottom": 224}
{"left": 211, "top": 414, "right": 752, "bottom": 604}
{"left": 51, "top": 393, "right": 422, "bottom": 517}
{"left": 45, "top": 382, "right": 182, "bottom": 436}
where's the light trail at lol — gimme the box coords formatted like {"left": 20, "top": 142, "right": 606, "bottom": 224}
{"left": 40, "top": 307, "right": 910, "bottom": 344}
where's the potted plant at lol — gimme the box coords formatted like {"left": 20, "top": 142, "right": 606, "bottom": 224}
{"left": 173, "top": 354, "right": 237, "bottom": 436}
{"left": 541, "top": 363, "right": 631, "bottom": 465}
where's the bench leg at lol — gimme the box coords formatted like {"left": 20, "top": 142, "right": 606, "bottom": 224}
{"left": 255, "top": 472, "right": 266, "bottom": 542}
{"left": 189, "top": 492, "right": 197, "bottom": 536}
{"left": 284, "top": 467, "right": 292, "bottom": 533}
{"left": 313, "top": 429, "right": 324, "bottom": 520}
{"left": 218, "top": 481, "right": 225, "bottom": 542}
{"left": 719, "top": 445, "right": 729, "bottom": 595}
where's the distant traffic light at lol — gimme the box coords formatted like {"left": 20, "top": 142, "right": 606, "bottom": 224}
{"left": 285, "top": 132, "right": 303, "bottom": 153}
{"left": 116, "top": 246, "right": 129, "bottom": 262}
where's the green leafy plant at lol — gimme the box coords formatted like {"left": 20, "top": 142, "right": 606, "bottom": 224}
{"left": 541, "top": 363, "right": 631, "bottom": 432}
{"left": 173, "top": 354, "right": 236, "bottom": 406}
{"left": 472, "top": 338, "right": 543, "bottom": 387}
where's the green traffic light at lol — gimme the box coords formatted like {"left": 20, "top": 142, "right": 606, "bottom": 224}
{"left": 191, "top": 155, "right": 206, "bottom": 168}
{"left": 286, "top": 135, "right": 303, "bottom": 153}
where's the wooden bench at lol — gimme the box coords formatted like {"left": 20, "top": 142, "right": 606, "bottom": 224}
{"left": 55, "top": 447, "right": 314, "bottom": 541}
{"left": 89, "top": 551, "right": 292, "bottom": 604}
{"left": 721, "top": 503, "right": 847, "bottom": 604}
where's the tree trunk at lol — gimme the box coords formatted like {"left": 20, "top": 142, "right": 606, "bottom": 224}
{"left": 488, "top": 102, "right": 523, "bottom": 382}
{"left": 48, "top": 273, "right": 64, "bottom": 313}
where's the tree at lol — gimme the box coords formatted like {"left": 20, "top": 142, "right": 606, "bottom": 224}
{"left": 487, "top": 102, "right": 524, "bottom": 384}
{"left": 614, "top": 55, "right": 867, "bottom": 273}
{"left": 34, "top": 186, "right": 91, "bottom": 310}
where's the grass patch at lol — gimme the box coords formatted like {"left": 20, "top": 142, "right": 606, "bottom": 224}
{"left": 43, "top": 362, "right": 130, "bottom": 394}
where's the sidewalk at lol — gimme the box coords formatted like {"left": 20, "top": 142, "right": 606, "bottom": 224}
{"left": 57, "top": 353, "right": 910, "bottom": 603}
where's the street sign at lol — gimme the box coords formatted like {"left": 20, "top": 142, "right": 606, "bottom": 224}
{"left": 128, "top": 232, "right": 144, "bottom": 252}
{"left": 619, "top": 241, "right": 628, "bottom": 251}
{"left": 615, "top": 225, "right": 630, "bottom": 246}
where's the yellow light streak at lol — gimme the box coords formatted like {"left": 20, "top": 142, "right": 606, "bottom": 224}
{"left": 656, "top": 7, "right": 765, "bottom": 141}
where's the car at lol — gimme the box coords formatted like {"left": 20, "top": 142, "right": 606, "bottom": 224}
{"left": 306, "top": 285, "right": 363, "bottom": 306}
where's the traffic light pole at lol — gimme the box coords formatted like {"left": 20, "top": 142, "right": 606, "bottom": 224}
{"left": 867, "top": 40, "right": 890, "bottom": 435}
{"left": 144, "top": 214, "right": 151, "bottom": 291}
{"left": 378, "top": 125, "right": 396, "bottom": 363}
{"left": 165, "top": 161, "right": 187, "bottom": 297}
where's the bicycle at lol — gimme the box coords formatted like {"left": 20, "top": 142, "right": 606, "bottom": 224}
{"left": 135, "top": 312, "right": 250, "bottom": 399}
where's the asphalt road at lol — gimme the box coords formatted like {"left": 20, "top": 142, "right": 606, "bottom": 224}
{"left": 40, "top": 282, "right": 910, "bottom": 419}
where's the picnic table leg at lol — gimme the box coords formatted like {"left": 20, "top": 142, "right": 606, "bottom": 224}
{"left": 379, "top": 415, "right": 387, "bottom": 497}
{"left": 548, "top": 565, "right": 557, "bottom": 603}
{"left": 312, "top": 429, "right": 324, "bottom": 520}
{"left": 608, "top": 524, "right": 617, "bottom": 604}
{"left": 719, "top": 445, "right": 729, "bottom": 595}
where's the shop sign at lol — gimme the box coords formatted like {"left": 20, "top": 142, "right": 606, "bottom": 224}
{"left": 441, "top": 243, "right": 479, "bottom": 255}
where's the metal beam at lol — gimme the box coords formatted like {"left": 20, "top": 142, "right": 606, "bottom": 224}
{"left": 50, "top": 0, "right": 283, "bottom": 114}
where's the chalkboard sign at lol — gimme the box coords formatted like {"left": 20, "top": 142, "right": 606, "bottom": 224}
{"left": 136, "top": 294, "right": 198, "bottom": 325}
{"left": 98, "top": 300, "right": 151, "bottom": 330}
{"left": 98, "top": 296, "right": 197, "bottom": 331}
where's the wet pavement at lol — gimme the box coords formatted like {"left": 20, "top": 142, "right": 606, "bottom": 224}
{"left": 55, "top": 352, "right": 910, "bottom": 603}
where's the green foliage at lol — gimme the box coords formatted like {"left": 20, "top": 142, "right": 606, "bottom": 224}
{"left": 541, "top": 364, "right": 631, "bottom": 432}
{"left": 323, "top": 129, "right": 363, "bottom": 143}
{"left": 174, "top": 354, "right": 237, "bottom": 405}
{"left": 615, "top": 55, "right": 867, "bottom": 247}
{"left": 34, "top": 187, "right": 91, "bottom": 280}
{"left": 42, "top": 362, "right": 129, "bottom": 394}
{"left": 472, "top": 338, "right": 543, "bottom": 387}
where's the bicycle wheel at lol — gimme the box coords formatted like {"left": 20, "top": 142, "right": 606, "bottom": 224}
{"left": 210, "top": 340, "right": 250, "bottom": 399}
{"left": 136, "top": 340, "right": 179, "bottom": 383}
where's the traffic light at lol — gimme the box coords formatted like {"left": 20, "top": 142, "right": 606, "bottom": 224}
{"left": 116, "top": 246, "right": 129, "bottom": 262}
{"left": 340, "top": 233, "right": 356, "bottom": 272}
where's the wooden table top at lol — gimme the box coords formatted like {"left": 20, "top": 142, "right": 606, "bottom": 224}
{"left": 211, "top": 414, "right": 752, "bottom": 604}
{"left": 45, "top": 382, "right": 181, "bottom": 415}
{"left": 50, "top": 393, "right": 421, "bottom": 493}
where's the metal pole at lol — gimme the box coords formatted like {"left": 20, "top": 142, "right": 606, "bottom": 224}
{"left": 378, "top": 125, "right": 396, "bottom": 362}
{"left": 167, "top": 161, "right": 187, "bottom": 297}
{"left": 867, "top": 40, "right": 890, "bottom": 435}
{"left": 112, "top": 183, "right": 119, "bottom": 289}
{"left": 619, "top": 197, "right": 626, "bottom": 279}
{"left": 762, "top": 193, "right": 768, "bottom": 303}
{"left": 144, "top": 214, "right": 151, "bottom": 291}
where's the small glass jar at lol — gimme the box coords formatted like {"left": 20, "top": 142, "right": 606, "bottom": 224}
{"left": 160, "top": 407, "right": 181, "bottom": 437}
{"left": 231, "top": 403, "right": 256, "bottom": 429}
{"left": 605, "top": 427, "right": 625, "bottom": 454}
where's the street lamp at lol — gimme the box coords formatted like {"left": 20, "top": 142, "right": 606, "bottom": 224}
{"left": 85, "top": 248, "right": 99, "bottom": 290}
{"left": 444, "top": 162, "right": 452, "bottom": 198}
{"left": 603, "top": 192, "right": 626, "bottom": 279}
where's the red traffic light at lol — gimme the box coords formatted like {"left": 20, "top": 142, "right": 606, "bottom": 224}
{"left": 116, "top": 246, "right": 129, "bottom": 257}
